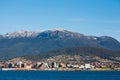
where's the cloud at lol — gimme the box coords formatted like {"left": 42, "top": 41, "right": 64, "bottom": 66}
{"left": 104, "top": 30, "right": 120, "bottom": 33}
{"left": 67, "top": 18, "right": 120, "bottom": 24}
{"left": 67, "top": 18, "right": 87, "bottom": 22}
{"left": 91, "top": 20, "right": 120, "bottom": 24}
{"left": 103, "top": 20, "right": 120, "bottom": 24}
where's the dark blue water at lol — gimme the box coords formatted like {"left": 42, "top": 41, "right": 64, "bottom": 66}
{"left": 0, "top": 71, "right": 120, "bottom": 80}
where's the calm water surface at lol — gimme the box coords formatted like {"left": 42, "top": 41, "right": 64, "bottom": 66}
{"left": 0, "top": 71, "right": 120, "bottom": 80}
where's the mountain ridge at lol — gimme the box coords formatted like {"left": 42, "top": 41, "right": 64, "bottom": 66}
{"left": 0, "top": 29, "right": 119, "bottom": 42}
{"left": 0, "top": 29, "right": 120, "bottom": 60}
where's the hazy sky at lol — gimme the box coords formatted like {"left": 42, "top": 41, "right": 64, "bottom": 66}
{"left": 0, "top": 0, "right": 120, "bottom": 41}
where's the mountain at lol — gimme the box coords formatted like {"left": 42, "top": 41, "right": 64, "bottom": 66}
{"left": 24, "top": 46, "right": 120, "bottom": 61}
{"left": 0, "top": 29, "right": 120, "bottom": 60}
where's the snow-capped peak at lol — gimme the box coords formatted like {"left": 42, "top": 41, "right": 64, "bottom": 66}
{"left": 4, "top": 30, "right": 41, "bottom": 38}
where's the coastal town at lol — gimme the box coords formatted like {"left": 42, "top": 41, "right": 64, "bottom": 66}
{"left": 0, "top": 55, "right": 120, "bottom": 71}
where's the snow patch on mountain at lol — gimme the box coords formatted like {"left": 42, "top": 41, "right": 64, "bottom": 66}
{"left": 1, "top": 29, "right": 95, "bottom": 39}
{"left": 4, "top": 30, "right": 41, "bottom": 38}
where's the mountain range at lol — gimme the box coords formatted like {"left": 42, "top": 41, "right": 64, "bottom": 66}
{"left": 0, "top": 29, "right": 120, "bottom": 60}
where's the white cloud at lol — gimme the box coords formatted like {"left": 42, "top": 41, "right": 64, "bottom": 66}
{"left": 67, "top": 18, "right": 120, "bottom": 24}
{"left": 103, "top": 20, "right": 120, "bottom": 24}
{"left": 104, "top": 30, "right": 120, "bottom": 33}
{"left": 67, "top": 18, "right": 87, "bottom": 22}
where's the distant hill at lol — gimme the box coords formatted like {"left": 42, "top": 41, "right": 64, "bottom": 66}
{"left": 0, "top": 29, "right": 120, "bottom": 60}
{"left": 24, "top": 47, "right": 120, "bottom": 61}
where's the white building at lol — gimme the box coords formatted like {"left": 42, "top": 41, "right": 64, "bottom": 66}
{"left": 85, "top": 64, "right": 91, "bottom": 69}
{"left": 16, "top": 61, "right": 23, "bottom": 68}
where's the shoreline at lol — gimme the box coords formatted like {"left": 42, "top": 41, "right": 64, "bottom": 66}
{"left": 1, "top": 68, "right": 119, "bottom": 71}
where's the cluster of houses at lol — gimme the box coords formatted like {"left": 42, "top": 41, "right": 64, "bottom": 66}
{"left": 0, "top": 56, "right": 120, "bottom": 71}
{"left": 0, "top": 61, "right": 93, "bottom": 70}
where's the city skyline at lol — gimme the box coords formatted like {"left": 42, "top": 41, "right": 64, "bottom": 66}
{"left": 0, "top": 0, "right": 120, "bottom": 41}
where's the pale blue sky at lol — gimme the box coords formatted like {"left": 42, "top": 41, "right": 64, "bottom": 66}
{"left": 0, "top": 0, "right": 120, "bottom": 41}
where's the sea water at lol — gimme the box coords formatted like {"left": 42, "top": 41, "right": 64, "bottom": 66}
{"left": 0, "top": 71, "right": 120, "bottom": 80}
